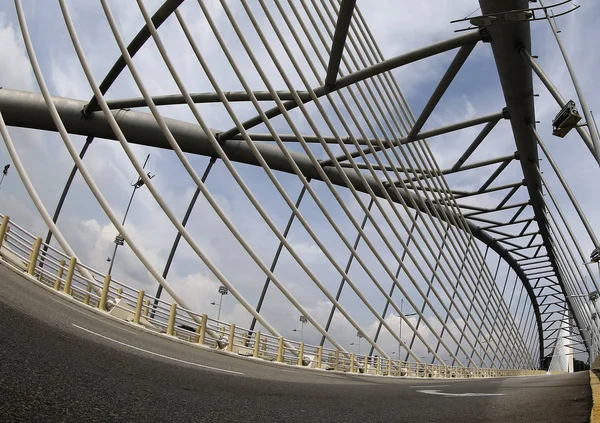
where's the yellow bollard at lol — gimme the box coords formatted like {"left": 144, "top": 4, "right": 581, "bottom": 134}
{"left": 133, "top": 290, "right": 145, "bottom": 324}
{"left": 143, "top": 299, "right": 150, "bottom": 317}
{"left": 54, "top": 259, "right": 66, "bottom": 291}
{"left": 298, "top": 342, "right": 305, "bottom": 366}
{"left": 116, "top": 287, "right": 122, "bottom": 300}
{"left": 197, "top": 314, "right": 207, "bottom": 345}
{"left": 166, "top": 303, "right": 177, "bottom": 336}
{"left": 227, "top": 324, "right": 236, "bottom": 352}
{"left": 63, "top": 257, "right": 77, "bottom": 295}
{"left": 0, "top": 215, "right": 9, "bottom": 250}
{"left": 98, "top": 274, "right": 111, "bottom": 311}
{"left": 83, "top": 282, "right": 93, "bottom": 305}
{"left": 253, "top": 331, "right": 261, "bottom": 358}
{"left": 350, "top": 352, "right": 355, "bottom": 373}
{"left": 316, "top": 346, "right": 323, "bottom": 369}
{"left": 334, "top": 350, "right": 340, "bottom": 371}
{"left": 276, "top": 336, "right": 284, "bottom": 363}
{"left": 27, "top": 237, "right": 42, "bottom": 276}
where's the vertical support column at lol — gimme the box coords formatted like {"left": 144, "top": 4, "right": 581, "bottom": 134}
{"left": 334, "top": 350, "right": 340, "bottom": 371}
{"left": 197, "top": 314, "right": 207, "bottom": 345}
{"left": 253, "top": 331, "right": 261, "bottom": 358}
{"left": 298, "top": 342, "right": 305, "bottom": 366}
{"left": 63, "top": 257, "right": 77, "bottom": 295}
{"left": 27, "top": 237, "right": 42, "bottom": 276}
{"left": 99, "top": 274, "right": 111, "bottom": 311}
{"left": 167, "top": 303, "right": 177, "bottom": 336}
{"left": 133, "top": 289, "right": 145, "bottom": 324}
{"left": 277, "top": 336, "right": 284, "bottom": 362}
{"left": 83, "top": 284, "right": 92, "bottom": 305}
{"left": 376, "top": 356, "right": 381, "bottom": 375}
{"left": 0, "top": 215, "right": 9, "bottom": 250}
{"left": 261, "top": 337, "right": 267, "bottom": 358}
{"left": 316, "top": 346, "right": 323, "bottom": 369}
{"left": 227, "top": 324, "right": 236, "bottom": 352}
{"left": 143, "top": 299, "right": 150, "bottom": 317}
{"left": 54, "top": 259, "right": 65, "bottom": 290}
{"left": 350, "top": 352, "right": 355, "bottom": 373}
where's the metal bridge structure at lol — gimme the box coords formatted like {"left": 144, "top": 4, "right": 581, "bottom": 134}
{"left": 0, "top": 0, "right": 598, "bottom": 373}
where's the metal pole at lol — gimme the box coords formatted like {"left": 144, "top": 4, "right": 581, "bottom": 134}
{"left": 540, "top": 0, "right": 600, "bottom": 166}
{"left": 217, "top": 292, "right": 223, "bottom": 321}
{"left": 320, "top": 197, "right": 374, "bottom": 346}
{"left": 153, "top": 157, "right": 217, "bottom": 305}
{"left": 249, "top": 180, "right": 310, "bottom": 331}
{"left": 107, "top": 153, "right": 151, "bottom": 275}
{"left": 398, "top": 298, "right": 403, "bottom": 358}
{"left": 40, "top": 136, "right": 93, "bottom": 267}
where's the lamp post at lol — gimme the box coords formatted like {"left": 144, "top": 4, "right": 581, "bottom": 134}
{"left": 350, "top": 332, "right": 363, "bottom": 355}
{"left": 393, "top": 299, "right": 417, "bottom": 359}
{"left": 293, "top": 315, "right": 308, "bottom": 342}
{"left": 106, "top": 154, "right": 153, "bottom": 276}
{"left": 211, "top": 286, "right": 228, "bottom": 321}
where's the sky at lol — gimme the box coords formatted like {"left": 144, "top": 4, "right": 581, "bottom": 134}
{"left": 0, "top": 0, "right": 598, "bottom": 367}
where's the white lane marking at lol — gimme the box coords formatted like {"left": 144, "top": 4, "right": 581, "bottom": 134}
{"left": 72, "top": 324, "right": 244, "bottom": 376}
{"left": 49, "top": 297, "right": 139, "bottom": 336}
{"left": 410, "top": 385, "right": 449, "bottom": 388}
{"left": 417, "top": 389, "right": 505, "bottom": 397}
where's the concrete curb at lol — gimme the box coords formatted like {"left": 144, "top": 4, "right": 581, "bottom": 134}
{"left": 590, "top": 370, "right": 600, "bottom": 422}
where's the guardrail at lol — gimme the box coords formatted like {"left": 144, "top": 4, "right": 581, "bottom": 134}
{"left": 0, "top": 213, "right": 545, "bottom": 378}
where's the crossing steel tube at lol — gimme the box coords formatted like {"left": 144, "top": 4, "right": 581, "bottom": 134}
{"left": 0, "top": 87, "right": 546, "bottom": 364}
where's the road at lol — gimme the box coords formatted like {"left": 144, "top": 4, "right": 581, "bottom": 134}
{"left": 0, "top": 263, "right": 592, "bottom": 422}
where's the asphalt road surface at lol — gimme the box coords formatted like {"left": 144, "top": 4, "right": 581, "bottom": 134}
{"left": 0, "top": 264, "right": 592, "bottom": 422}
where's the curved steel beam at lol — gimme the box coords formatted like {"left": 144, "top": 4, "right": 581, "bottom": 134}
{"left": 0, "top": 87, "right": 544, "bottom": 361}
{"left": 478, "top": 0, "right": 588, "bottom": 359}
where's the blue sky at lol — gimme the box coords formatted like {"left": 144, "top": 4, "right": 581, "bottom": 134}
{"left": 0, "top": 0, "right": 597, "bottom": 365}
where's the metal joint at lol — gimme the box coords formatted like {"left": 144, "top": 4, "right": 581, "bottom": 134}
{"left": 478, "top": 27, "right": 492, "bottom": 43}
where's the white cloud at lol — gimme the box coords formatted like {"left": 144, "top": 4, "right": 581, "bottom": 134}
{"left": 0, "top": 1, "right": 596, "bottom": 365}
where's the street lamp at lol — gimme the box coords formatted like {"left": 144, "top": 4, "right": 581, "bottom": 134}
{"left": 293, "top": 315, "right": 308, "bottom": 342}
{"left": 351, "top": 331, "right": 363, "bottom": 355}
{"left": 211, "top": 286, "right": 228, "bottom": 320}
{"left": 106, "top": 154, "right": 154, "bottom": 276}
{"left": 0, "top": 164, "right": 9, "bottom": 192}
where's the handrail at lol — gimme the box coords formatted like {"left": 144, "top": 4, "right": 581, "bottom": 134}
{"left": 0, "top": 213, "right": 547, "bottom": 378}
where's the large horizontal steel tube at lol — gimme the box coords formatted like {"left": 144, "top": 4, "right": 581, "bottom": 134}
{"left": 0, "top": 88, "right": 543, "bottom": 359}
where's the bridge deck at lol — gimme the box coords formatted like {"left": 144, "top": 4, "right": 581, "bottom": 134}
{"left": 0, "top": 263, "right": 591, "bottom": 422}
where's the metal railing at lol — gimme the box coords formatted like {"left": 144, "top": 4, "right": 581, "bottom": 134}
{"left": 0, "top": 213, "right": 545, "bottom": 378}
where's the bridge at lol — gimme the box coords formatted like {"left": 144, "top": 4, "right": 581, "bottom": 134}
{"left": 0, "top": 0, "right": 599, "bottom": 421}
